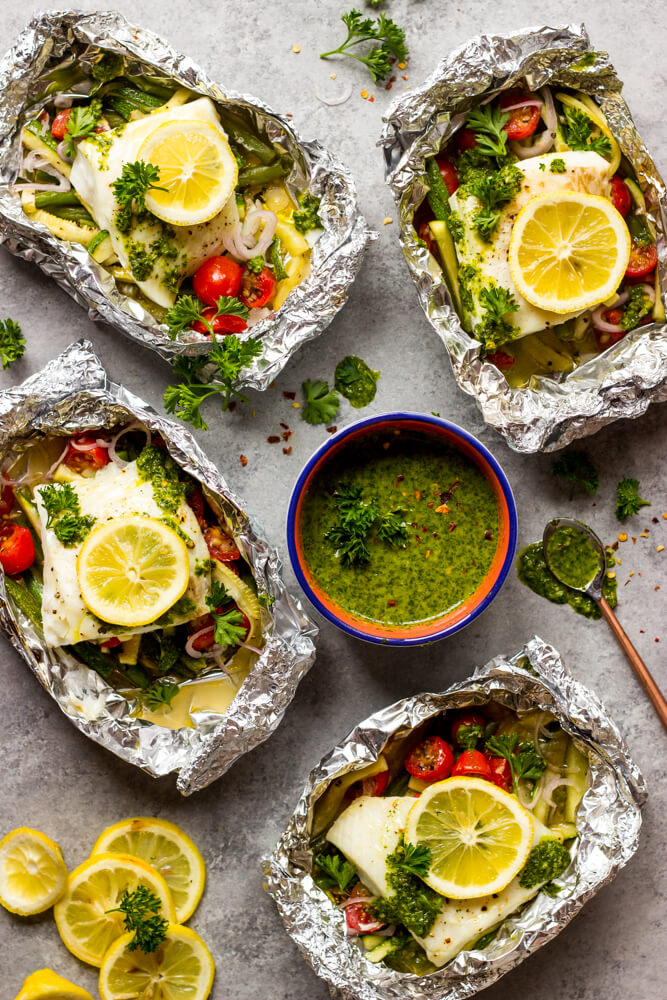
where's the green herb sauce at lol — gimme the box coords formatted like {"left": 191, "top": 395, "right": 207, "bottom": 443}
{"left": 545, "top": 526, "right": 601, "bottom": 590}
{"left": 136, "top": 445, "right": 187, "bottom": 515}
{"left": 518, "top": 541, "right": 617, "bottom": 620}
{"left": 334, "top": 356, "right": 380, "bottom": 409}
{"left": 371, "top": 839, "right": 442, "bottom": 937}
{"left": 299, "top": 430, "right": 500, "bottom": 627}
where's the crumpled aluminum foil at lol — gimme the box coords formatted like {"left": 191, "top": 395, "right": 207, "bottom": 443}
{"left": 264, "top": 636, "right": 645, "bottom": 1000}
{"left": 0, "top": 10, "right": 373, "bottom": 391}
{"left": 382, "top": 23, "right": 667, "bottom": 452}
{"left": 0, "top": 341, "right": 318, "bottom": 794}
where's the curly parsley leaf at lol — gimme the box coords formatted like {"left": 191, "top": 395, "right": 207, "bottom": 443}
{"left": 62, "top": 99, "right": 103, "bottom": 157}
{"left": 140, "top": 680, "right": 179, "bottom": 711}
{"left": 485, "top": 733, "right": 546, "bottom": 792}
{"left": 107, "top": 885, "right": 168, "bottom": 953}
{"left": 377, "top": 509, "right": 407, "bottom": 545}
{"left": 463, "top": 105, "right": 510, "bottom": 161}
{"left": 468, "top": 164, "right": 522, "bottom": 242}
{"left": 301, "top": 379, "right": 340, "bottom": 425}
{"left": 111, "top": 160, "right": 167, "bottom": 232}
{"left": 615, "top": 477, "right": 651, "bottom": 521}
{"left": 314, "top": 851, "right": 357, "bottom": 893}
{"left": 0, "top": 318, "right": 26, "bottom": 369}
{"left": 40, "top": 483, "right": 96, "bottom": 547}
{"left": 293, "top": 193, "right": 322, "bottom": 234}
{"left": 320, "top": 8, "right": 408, "bottom": 83}
{"left": 474, "top": 284, "right": 520, "bottom": 350}
{"left": 206, "top": 579, "right": 229, "bottom": 611}
{"left": 393, "top": 842, "right": 431, "bottom": 879}
{"left": 563, "top": 106, "right": 612, "bottom": 159}
{"left": 164, "top": 295, "right": 248, "bottom": 339}
{"left": 213, "top": 608, "right": 247, "bottom": 648}
{"left": 552, "top": 451, "right": 599, "bottom": 499}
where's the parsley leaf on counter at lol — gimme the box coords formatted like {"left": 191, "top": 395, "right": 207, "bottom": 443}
{"left": 108, "top": 885, "right": 168, "bottom": 953}
{"left": 301, "top": 379, "right": 340, "bottom": 425}
{"left": 615, "top": 477, "right": 651, "bottom": 521}
{"left": 112, "top": 160, "right": 167, "bottom": 232}
{"left": 0, "top": 318, "right": 26, "bottom": 369}
{"left": 320, "top": 8, "right": 408, "bottom": 84}
{"left": 552, "top": 451, "right": 599, "bottom": 498}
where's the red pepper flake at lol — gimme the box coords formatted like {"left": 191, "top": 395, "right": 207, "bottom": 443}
{"left": 283, "top": 446, "right": 292, "bottom": 455}
{"left": 656, "top": 586, "right": 662, "bottom": 591}
{"left": 283, "top": 390, "right": 296, "bottom": 400}
{"left": 267, "top": 435, "right": 280, "bottom": 444}
{"left": 281, "top": 430, "right": 292, "bottom": 441}
{"left": 227, "top": 401, "right": 237, "bottom": 412}
{"left": 422, "top": 525, "right": 428, "bottom": 532}
{"left": 449, "top": 522, "right": 457, "bottom": 533}
{"left": 388, "top": 599, "right": 396, "bottom": 607}
{"left": 611, "top": 540, "right": 619, "bottom": 551}
{"left": 414, "top": 490, "right": 421, "bottom": 501}
{"left": 652, "top": 517, "right": 659, "bottom": 524}
{"left": 327, "top": 425, "right": 337, "bottom": 434}
{"left": 369, "top": 94, "right": 375, "bottom": 102}
{"left": 411, "top": 522, "right": 418, "bottom": 529}
{"left": 484, "top": 529, "right": 493, "bottom": 540}
{"left": 432, "top": 531, "right": 438, "bottom": 538}
{"left": 427, "top": 501, "right": 434, "bottom": 509}
{"left": 401, "top": 74, "right": 408, "bottom": 80}
{"left": 280, "top": 422, "right": 290, "bottom": 430}
{"left": 415, "top": 536, "right": 422, "bottom": 543}
{"left": 640, "top": 629, "right": 645, "bottom": 633}
{"left": 396, "top": 474, "right": 405, "bottom": 484}
{"left": 239, "top": 455, "right": 248, "bottom": 467}
{"left": 655, "top": 637, "right": 660, "bottom": 643}
{"left": 632, "top": 537, "right": 637, "bottom": 544}
{"left": 435, "top": 503, "right": 450, "bottom": 514}
{"left": 440, "top": 481, "right": 460, "bottom": 504}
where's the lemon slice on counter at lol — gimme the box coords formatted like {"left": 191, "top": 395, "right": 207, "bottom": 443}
{"left": 139, "top": 118, "right": 237, "bottom": 226}
{"left": 53, "top": 853, "right": 175, "bottom": 967}
{"left": 0, "top": 828, "right": 67, "bottom": 916}
{"left": 508, "top": 190, "right": 631, "bottom": 314}
{"left": 13, "top": 969, "right": 93, "bottom": 1000}
{"left": 405, "top": 777, "right": 534, "bottom": 899}
{"left": 77, "top": 516, "right": 189, "bottom": 627}
{"left": 99, "top": 925, "right": 215, "bottom": 1000}
{"left": 91, "top": 817, "right": 205, "bottom": 923}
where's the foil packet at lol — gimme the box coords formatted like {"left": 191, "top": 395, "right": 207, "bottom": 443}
{"left": 264, "top": 636, "right": 645, "bottom": 1000}
{"left": 0, "top": 9, "right": 372, "bottom": 391}
{"left": 382, "top": 23, "right": 667, "bottom": 452}
{"left": 0, "top": 341, "right": 318, "bottom": 794}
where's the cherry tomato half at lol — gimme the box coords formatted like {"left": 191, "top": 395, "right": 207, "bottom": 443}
{"left": 451, "top": 711, "right": 485, "bottom": 748}
{"left": 451, "top": 749, "right": 493, "bottom": 781}
{"left": 486, "top": 351, "right": 515, "bottom": 371}
{"left": 487, "top": 756, "right": 512, "bottom": 792}
{"left": 436, "top": 157, "right": 459, "bottom": 195}
{"left": 0, "top": 523, "right": 35, "bottom": 576}
{"left": 594, "top": 327, "right": 626, "bottom": 350}
{"left": 189, "top": 615, "right": 216, "bottom": 651}
{"left": 498, "top": 90, "right": 541, "bottom": 141}
{"left": 625, "top": 240, "right": 658, "bottom": 279}
{"left": 240, "top": 266, "right": 277, "bottom": 309}
{"left": 457, "top": 128, "right": 478, "bottom": 152}
{"left": 418, "top": 221, "right": 435, "bottom": 254}
{"left": 203, "top": 524, "right": 241, "bottom": 563}
{"left": 192, "top": 309, "right": 248, "bottom": 336}
{"left": 100, "top": 637, "right": 122, "bottom": 649}
{"left": 405, "top": 736, "right": 454, "bottom": 782}
{"left": 64, "top": 434, "right": 110, "bottom": 474}
{"left": 192, "top": 256, "right": 243, "bottom": 306}
{"left": 610, "top": 176, "right": 631, "bottom": 218}
{"left": 51, "top": 108, "right": 72, "bottom": 140}
{"left": 349, "top": 769, "right": 390, "bottom": 801}
{"left": 345, "top": 886, "right": 385, "bottom": 934}
{"left": 0, "top": 480, "right": 14, "bottom": 517}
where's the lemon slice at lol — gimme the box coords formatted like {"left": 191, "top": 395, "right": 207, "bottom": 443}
{"left": 91, "top": 817, "right": 205, "bottom": 923}
{"left": 77, "top": 516, "right": 189, "bottom": 627}
{"left": 0, "top": 828, "right": 67, "bottom": 915}
{"left": 508, "top": 190, "right": 631, "bottom": 314}
{"left": 139, "top": 119, "right": 237, "bottom": 226}
{"left": 14, "top": 969, "right": 93, "bottom": 1000}
{"left": 53, "top": 853, "right": 175, "bottom": 967}
{"left": 99, "top": 925, "right": 215, "bottom": 1000}
{"left": 405, "top": 777, "right": 534, "bottom": 898}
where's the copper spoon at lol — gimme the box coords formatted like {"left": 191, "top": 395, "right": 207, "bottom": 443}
{"left": 543, "top": 517, "right": 667, "bottom": 729}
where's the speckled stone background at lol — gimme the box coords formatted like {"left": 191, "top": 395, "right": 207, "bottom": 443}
{"left": 0, "top": 2, "right": 665, "bottom": 998}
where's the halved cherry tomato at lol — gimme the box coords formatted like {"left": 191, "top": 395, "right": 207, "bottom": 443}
{"left": 451, "top": 749, "right": 493, "bottom": 781}
{"left": 240, "top": 266, "right": 277, "bottom": 308}
{"left": 51, "top": 109, "right": 72, "bottom": 140}
{"left": 487, "top": 756, "right": 512, "bottom": 792}
{"left": 451, "top": 711, "right": 485, "bottom": 748}
{"left": 345, "top": 885, "right": 385, "bottom": 934}
{"left": 192, "top": 256, "right": 243, "bottom": 306}
{"left": 349, "top": 769, "right": 390, "bottom": 801}
{"left": 203, "top": 524, "right": 241, "bottom": 563}
{"left": 189, "top": 615, "right": 216, "bottom": 651}
{"left": 100, "top": 637, "right": 122, "bottom": 649}
{"left": 610, "top": 176, "right": 631, "bottom": 218}
{"left": 405, "top": 736, "right": 454, "bottom": 782}
{"left": 0, "top": 480, "right": 14, "bottom": 517}
{"left": 418, "top": 221, "right": 435, "bottom": 254}
{"left": 457, "top": 128, "right": 478, "bottom": 152}
{"left": 594, "top": 327, "right": 626, "bottom": 350}
{"left": 192, "top": 309, "right": 248, "bottom": 336}
{"left": 0, "top": 523, "right": 35, "bottom": 575}
{"left": 187, "top": 488, "right": 205, "bottom": 524}
{"left": 64, "top": 433, "right": 110, "bottom": 474}
{"left": 436, "top": 157, "right": 459, "bottom": 195}
{"left": 625, "top": 240, "right": 658, "bottom": 279}
{"left": 486, "top": 351, "right": 515, "bottom": 371}
{"left": 498, "top": 90, "right": 541, "bottom": 141}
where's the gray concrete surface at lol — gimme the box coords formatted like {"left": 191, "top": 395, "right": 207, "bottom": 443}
{"left": 0, "top": 2, "right": 665, "bottom": 997}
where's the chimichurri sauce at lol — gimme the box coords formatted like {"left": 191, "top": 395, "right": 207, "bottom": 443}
{"left": 545, "top": 525, "right": 601, "bottom": 590}
{"left": 299, "top": 431, "right": 500, "bottom": 626}
{"left": 518, "top": 541, "right": 617, "bottom": 620}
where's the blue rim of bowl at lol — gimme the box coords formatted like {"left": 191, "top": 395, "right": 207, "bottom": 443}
{"left": 286, "top": 412, "right": 518, "bottom": 646}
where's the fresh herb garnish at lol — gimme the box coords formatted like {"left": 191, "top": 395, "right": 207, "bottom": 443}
{"left": 393, "top": 842, "right": 432, "bottom": 879}
{"left": 301, "top": 379, "right": 340, "bottom": 425}
{"left": 111, "top": 160, "right": 167, "bottom": 232}
{"left": 40, "top": 483, "right": 96, "bottom": 547}
{"left": 334, "top": 355, "right": 380, "bottom": 408}
{"left": 377, "top": 509, "right": 408, "bottom": 545}
{"left": 484, "top": 733, "right": 546, "bottom": 792}
{"left": 140, "top": 680, "right": 180, "bottom": 711}
{"left": 619, "top": 285, "right": 653, "bottom": 330}
{"left": 164, "top": 294, "right": 248, "bottom": 339}
{"left": 0, "top": 318, "right": 26, "bottom": 369}
{"left": 319, "top": 8, "right": 408, "bottom": 83}
{"left": 314, "top": 851, "right": 357, "bottom": 893}
{"left": 325, "top": 483, "right": 405, "bottom": 567}
{"left": 549, "top": 158, "right": 567, "bottom": 173}
{"left": 615, "top": 477, "right": 651, "bottom": 521}
{"left": 107, "top": 885, "right": 168, "bottom": 953}
{"left": 562, "top": 106, "right": 612, "bottom": 159}
{"left": 212, "top": 608, "right": 247, "bottom": 649}
{"left": 206, "top": 579, "right": 229, "bottom": 611}
{"left": 463, "top": 105, "right": 510, "bottom": 161}
{"left": 62, "top": 99, "right": 103, "bottom": 157}
{"left": 371, "top": 836, "right": 441, "bottom": 937}
{"left": 163, "top": 334, "right": 262, "bottom": 429}
{"left": 293, "top": 193, "right": 322, "bottom": 234}
{"left": 474, "top": 284, "right": 520, "bottom": 349}
{"left": 518, "top": 838, "right": 571, "bottom": 889}
{"left": 246, "top": 255, "right": 264, "bottom": 274}
{"left": 552, "top": 451, "right": 599, "bottom": 498}
{"left": 468, "top": 164, "right": 522, "bottom": 242}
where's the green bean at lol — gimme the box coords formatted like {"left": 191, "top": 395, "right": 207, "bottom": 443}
{"left": 425, "top": 157, "right": 451, "bottom": 221}
{"left": 4, "top": 577, "right": 42, "bottom": 631}
{"left": 219, "top": 111, "right": 277, "bottom": 165}
{"left": 237, "top": 159, "right": 290, "bottom": 188}
{"left": 34, "top": 191, "right": 82, "bottom": 209}
{"left": 88, "top": 230, "right": 110, "bottom": 256}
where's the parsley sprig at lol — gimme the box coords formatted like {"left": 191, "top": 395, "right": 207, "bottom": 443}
{"left": 107, "top": 885, "right": 168, "bottom": 953}
{"left": 140, "top": 680, "right": 180, "bottom": 711}
{"left": 484, "top": 733, "right": 546, "bottom": 793}
{"left": 111, "top": 160, "right": 167, "bottom": 232}
{"left": 320, "top": 8, "right": 408, "bottom": 83}
{"left": 476, "top": 284, "right": 520, "bottom": 350}
{"left": 552, "top": 451, "right": 599, "bottom": 499}
{"left": 325, "top": 483, "right": 406, "bottom": 567}
{"left": 213, "top": 608, "right": 247, "bottom": 648}
{"left": 392, "top": 842, "right": 431, "bottom": 878}
{"left": 164, "top": 294, "right": 249, "bottom": 339}
{"left": 615, "top": 477, "right": 651, "bottom": 521}
{"left": 206, "top": 579, "right": 229, "bottom": 611}
{"left": 301, "top": 379, "right": 340, "bottom": 425}
{"left": 468, "top": 164, "right": 523, "bottom": 242}
{"left": 463, "top": 105, "right": 510, "bottom": 161}
{"left": 164, "top": 334, "right": 262, "bottom": 430}
{"left": 314, "top": 851, "right": 357, "bottom": 893}
{"left": 62, "top": 99, "right": 103, "bottom": 157}
{"left": 0, "top": 318, "right": 25, "bottom": 369}
{"left": 40, "top": 482, "right": 95, "bottom": 547}
{"left": 562, "top": 106, "right": 612, "bottom": 159}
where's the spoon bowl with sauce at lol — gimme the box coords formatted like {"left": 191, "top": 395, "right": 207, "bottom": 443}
{"left": 543, "top": 517, "right": 667, "bottom": 729}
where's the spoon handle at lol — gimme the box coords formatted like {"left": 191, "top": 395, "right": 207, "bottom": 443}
{"left": 598, "top": 596, "right": 667, "bottom": 729}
